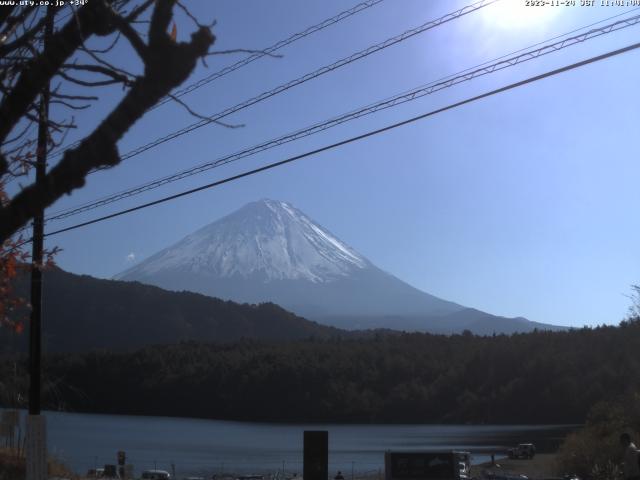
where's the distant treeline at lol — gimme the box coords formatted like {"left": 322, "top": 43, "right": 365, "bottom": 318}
{"left": 1, "top": 320, "right": 639, "bottom": 424}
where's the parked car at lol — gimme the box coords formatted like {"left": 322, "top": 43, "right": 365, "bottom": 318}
{"left": 141, "top": 470, "right": 172, "bottom": 479}
{"left": 507, "top": 443, "right": 536, "bottom": 459}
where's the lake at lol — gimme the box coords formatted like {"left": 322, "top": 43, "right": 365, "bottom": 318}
{"left": 12, "top": 410, "right": 577, "bottom": 478}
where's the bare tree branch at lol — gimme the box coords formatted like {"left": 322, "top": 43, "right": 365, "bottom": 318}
{"left": 50, "top": 90, "right": 99, "bottom": 101}
{"left": 107, "top": 14, "right": 148, "bottom": 60}
{"left": 2, "top": 118, "right": 36, "bottom": 147}
{"left": 82, "top": 31, "right": 122, "bottom": 54}
{"left": 57, "top": 70, "right": 128, "bottom": 88}
{"left": 166, "top": 93, "right": 244, "bottom": 129}
{"left": 50, "top": 99, "right": 92, "bottom": 110}
{"left": 62, "top": 63, "right": 135, "bottom": 86}
{"left": 176, "top": 1, "right": 216, "bottom": 30}
{"left": 124, "top": 0, "right": 156, "bottom": 22}
{"left": 77, "top": 41, "right": 138, "bottom": 79}
{"left": 0, "top": 6, "right": 17, "bottom": 35}
{"left": 0, "top": 0, "right": 215, "bottom": 242}
{"left": 0, "top": 11, "right": 49, "bottom": 56}
{"left": 0, "top": 0, "right": 118, "bottom": 147}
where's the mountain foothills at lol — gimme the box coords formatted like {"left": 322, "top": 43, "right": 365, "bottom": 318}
{"left": 1, "top": 199, "right": 565, "bottom": 353}
{"left": 1, "top": 320, "right": 639, "bottom": 424}
{"left": 116, "top": 199, "right": 563, "bottom": 334}
{"left": 1, "top": 267, "right": 342, "bottom": 353}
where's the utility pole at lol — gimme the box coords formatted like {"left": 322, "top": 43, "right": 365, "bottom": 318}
{"left": 26, "top": 7, "right": 53, "bottom": 480}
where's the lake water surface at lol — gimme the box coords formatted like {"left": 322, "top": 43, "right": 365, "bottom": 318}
{"left": 24, "top": 411, "right": 576, "bottom": 478}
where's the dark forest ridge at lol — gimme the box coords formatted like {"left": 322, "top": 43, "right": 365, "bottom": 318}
{"left": 2, "top": 319, "right": 638, "bottom": 424}
{"left": 3, "top": 259, "right": 563, "bottom": 354}
{"left": 2, "top": 267, "right": 343, "bottom": 353}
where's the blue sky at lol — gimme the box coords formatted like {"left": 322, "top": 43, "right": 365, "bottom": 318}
{"left": 28, "top": 0, "right": 640, "bottom": 328}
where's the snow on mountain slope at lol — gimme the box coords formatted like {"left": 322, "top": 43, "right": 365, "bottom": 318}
{"left": 117, "top": 199, "right": 368, "bottom": 283}
{"left": 115, "top": 199, "right": 556, "bottom": 333}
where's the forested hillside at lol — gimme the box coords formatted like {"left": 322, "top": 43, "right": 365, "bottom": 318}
{"left": 1, "top": 267, "right": 344, "bottom": 352}
{"left": 2, "top": 320, "right": 639, "bottom": 424}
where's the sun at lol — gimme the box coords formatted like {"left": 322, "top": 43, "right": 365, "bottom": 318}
{"left": 483, "top": 0, "right": 560, "bottom": 30}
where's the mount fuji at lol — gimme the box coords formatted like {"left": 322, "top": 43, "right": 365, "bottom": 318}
{"left": 115, "top": 199, "right": 562, "bottom": 334}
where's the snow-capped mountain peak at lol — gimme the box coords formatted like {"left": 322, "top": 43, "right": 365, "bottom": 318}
{"left": 115, "top": 199, "right": 547, "bottom": 334}
{"left": 117, "top": 199, "right": 368, "bottom": 283}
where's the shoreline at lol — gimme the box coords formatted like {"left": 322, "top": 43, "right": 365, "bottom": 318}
{"left": 1, "top": 407, "right": 585, "bottom": 427}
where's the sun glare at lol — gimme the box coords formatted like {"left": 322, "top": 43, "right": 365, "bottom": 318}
{"left": 484, "top": 0, "right": 560, "bottom": 30}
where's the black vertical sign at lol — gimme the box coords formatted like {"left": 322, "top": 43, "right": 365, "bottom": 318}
{"left": 304, "top": 430, "right": 328, "bottom": 480}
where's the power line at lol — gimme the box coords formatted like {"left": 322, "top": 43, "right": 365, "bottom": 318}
{"left": 47, "top": 0, "right": 387, "bottom": 158}
{"left": 45, "top": 11, "right": 640, "bottom": 222}
{"left": 37, "top": 40, "right": 640, "bottom": 241}
{"left": 46, "top": 0, "right": 496, "bottom": 166}
{"left": 152, "top": 0, "right": 387, "bottom": 109}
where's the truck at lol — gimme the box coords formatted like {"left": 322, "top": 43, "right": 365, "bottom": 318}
{"left": 385, "top": 450, "right": 472, "bottom": 480}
